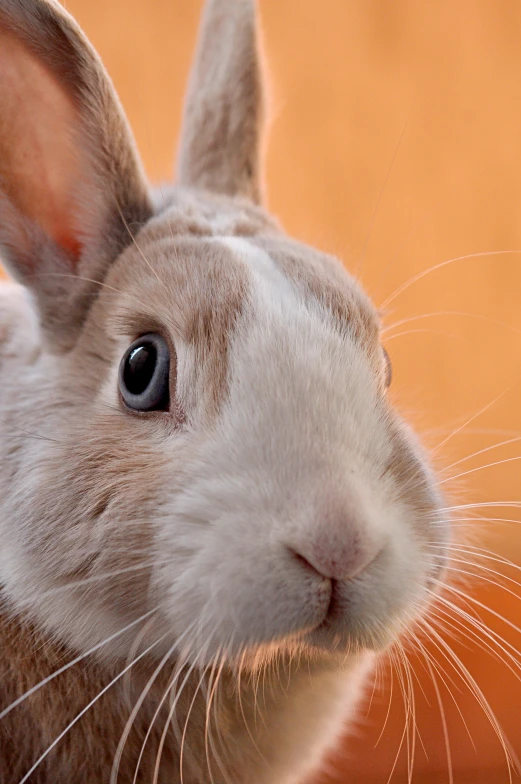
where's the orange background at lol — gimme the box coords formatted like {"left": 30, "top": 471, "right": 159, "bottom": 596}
{"left": 8, "top": 0, "right": 521, "bottom": 781}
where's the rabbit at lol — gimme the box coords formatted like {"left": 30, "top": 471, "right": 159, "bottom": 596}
{"left": 0, "top": 0, "right": 449, "bottom": 782}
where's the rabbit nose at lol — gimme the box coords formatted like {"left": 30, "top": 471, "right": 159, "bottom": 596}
{"left": 287, "top": 533, "right": 380, "bottom": 583}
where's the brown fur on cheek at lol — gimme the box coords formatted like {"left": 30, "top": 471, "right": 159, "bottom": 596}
{"left": 16, "top": 396, "right": 183, "bottom": 658}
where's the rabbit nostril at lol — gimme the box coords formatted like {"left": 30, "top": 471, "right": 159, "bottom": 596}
{"left": 288, "top": 548, "right": 331, "bottom": 581}
{"left": 286, "top": 539, "right": 381, "bottom": 583}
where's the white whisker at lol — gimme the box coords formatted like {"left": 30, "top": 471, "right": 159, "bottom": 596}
{"left": 18, "top": 631, "right": 168, "bottom": 784}
{"left": 0, "top": 609, "right": 158, "bottom": 721}
{"left": 380, "top": 250, "right": 521, "bottom": 310}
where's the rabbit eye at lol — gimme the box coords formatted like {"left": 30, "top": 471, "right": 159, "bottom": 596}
{"left": 119, "top": 333, "right": 170, "bottom": 412}
{"left": 382, "top": 347, "right": 392, "bottom": 389}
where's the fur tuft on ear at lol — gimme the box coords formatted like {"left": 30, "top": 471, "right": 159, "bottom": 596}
{"left": 0, "top": 0, "right": 152, "bottom": 348}
{"left": 176, "top": 0, "right": 265, "bottom": 204}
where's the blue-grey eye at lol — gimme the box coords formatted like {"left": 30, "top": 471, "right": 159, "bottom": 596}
{"left": 119, "top": 333, "right": 170, "bottom": 411}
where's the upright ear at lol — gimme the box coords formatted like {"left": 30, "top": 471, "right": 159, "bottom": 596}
{"left": 0, "top": 0, "right": 152, "bottom": 348}
{"left": 176, "top": 0, "right": 265, "bottom": 204}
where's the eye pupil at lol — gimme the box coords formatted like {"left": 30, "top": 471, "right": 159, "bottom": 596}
{"left": 124, "top": 344, "right": 157, "bottom": 395}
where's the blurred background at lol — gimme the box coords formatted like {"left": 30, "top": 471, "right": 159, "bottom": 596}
{"left": 12, "top": 0, "right": 521, "bottom": 781}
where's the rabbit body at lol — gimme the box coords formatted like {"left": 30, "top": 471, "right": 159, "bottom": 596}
{"left": 0, "top": 0, "right": 448, "bottom": 782}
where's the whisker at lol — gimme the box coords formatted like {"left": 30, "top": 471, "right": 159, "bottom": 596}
{"left": 438, "top": 557, "right": 521, "bottom": 597}
{"left": 395, "top": 642, "right": 417, "bottom": 784}
{"left": 18, "top": 631, "right": 168, "bottom": 784}
{"left": 36, "top": 272, "right": 144, "bottom": 308}
{"left": 441, "top": 456, "right": 521, "bottom": 487}
{"left": 445, "top": 583, "right": 521, "bottom": 639}
{"left": 438, "top": 542, "right": 521, "bottom": 572}
{"left": 435, "top": 590, "right": 521, "bottom": 667}
{"left": 365, "top": 662, "right": 380, "bottom": 719}
{"left": 11, "top": 424, "right": 62, "bottom": 443}
{"left": 408, "top": 628, "right": 474, "bottom": 750}
{"left": 131, "top": 665, "right": 182, "bottom": 784}
{"left": 418, "top": 643, "right": 454, "bottom": 784}
{"left": 374, "top": 658, "right": 394, "bottom": 747}
{"left": 130, "top": 613, "right": 208, "bottom": 784}
{"left": 0, "top": 609, "right": 158, "bottom": 720}
{"left": 235, "top": 648, "right": 267, "bottom": 767}
{"left": 111, "top": 634, "right": 185, "bottom": 784}
{"left": 420, "top": 618, "right": 517, "bottom": 777}
{"left": 356, "top": 98, "right": 415, "bottom": 275}
{"left": 384, "top": 327, "right": 467, "bottom": 343}
{"left": 205, "top": 651, "right": 233, "bottom": 784}
{"left": 431, "top": 386, "right": 518, "bottom": 456}
{"left": 174, "top": 659, "right": 208, "bottom": 784}
{"left": 382, "top": 310, "right": 521, "bottom": 337}
{"left": 203, "top": 655, "right": 220, "bottom": 784}
{"left": 116, "top": 204, "right": 169, "bottom": 293}
{"left": 380, "top": 250, "right": 521, "bottom": 310}
{"left": 384, "top": 649, "right": 408, "bottom": 784}
{"left": 429, "top": 601, "right": 521, "bottom": 688}
{"left": 433, "top": 501, "right": 521, "bottom": 514}
{"left": 40, "top": 563, "right": 157, "bottom": 596}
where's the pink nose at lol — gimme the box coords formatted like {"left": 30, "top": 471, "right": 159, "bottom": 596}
{"left": 288, "top": 534, "right": 379, "bottom": 582}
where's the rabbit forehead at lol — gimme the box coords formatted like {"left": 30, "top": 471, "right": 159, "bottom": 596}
{"left": 101, "top": 228, "right": 382, "bottom": 424}
{"left": 235, "top": 235, "right": 381, "bottom": 347}
{"left": 112, "top": 217, "right": 380, "bottom": 353}
{"left": 132, "top": 190, "right": 379, "bottom": 346}
{"left": 216, "top": 235, "right": 378, "bottom": 355}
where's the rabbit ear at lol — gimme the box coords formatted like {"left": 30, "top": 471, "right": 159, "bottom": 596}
{"left": 176, "top": 0, "right": 265, "bottom": 204}
{"left": 0, "top": 0, "right": 152, "bottom": 348}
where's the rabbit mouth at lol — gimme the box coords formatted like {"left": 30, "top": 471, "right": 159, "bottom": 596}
{"left": 303, "top": 595, "right": 398, "bottom": 654}
{"left": 298, "top": 563, "right": 425, "bottom": 655}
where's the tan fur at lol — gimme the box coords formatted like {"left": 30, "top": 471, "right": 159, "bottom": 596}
{"left": 0, "top": 605, "right": 178, "bottom": 784}
{"left": 0, "top": 1, "right": 448, "bottom": 782}
{"left": 176, "top": 0, "right": 265, "bottom": 202}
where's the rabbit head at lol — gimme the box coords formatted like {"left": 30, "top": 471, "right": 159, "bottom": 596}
{"left": 0, "top": 0, "right": 448, "bottom": 671}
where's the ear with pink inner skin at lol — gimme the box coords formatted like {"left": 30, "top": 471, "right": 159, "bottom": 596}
{"left": 176, "top": 0, "right": 266, "bottom": 205}
{"left": 0, "top": 0, "right": 152, "bottom": 349}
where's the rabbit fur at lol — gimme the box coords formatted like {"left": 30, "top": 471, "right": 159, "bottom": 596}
{"left": 0, "top": 0, "right": 449, "bottom": 782}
